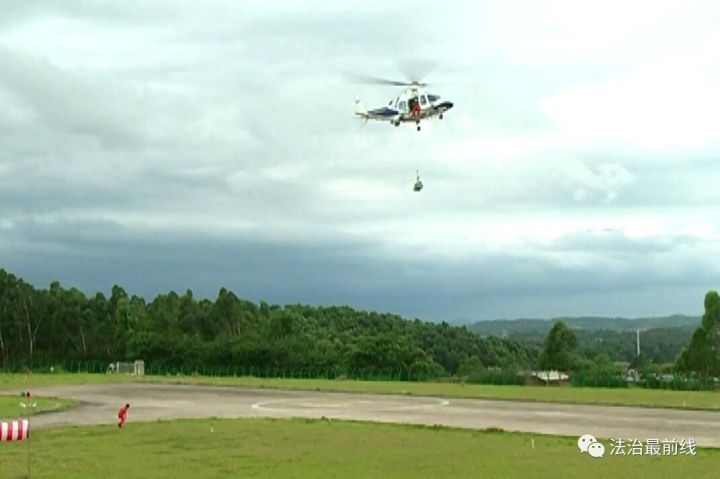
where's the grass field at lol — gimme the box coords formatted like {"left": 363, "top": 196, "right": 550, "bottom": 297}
{"left": 0, "top": 417, "right": 716, "bottom": 479}
{"left": 0, "top": 395, "right": 77, "bottom": 420}
{"left": 0, "top": 373, "right": 133, "bottom": 390}
{"left": 1, "top": 372, "right": 719, "bottom": 411}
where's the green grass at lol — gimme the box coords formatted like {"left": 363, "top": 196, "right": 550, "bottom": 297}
{"left": 0, "top": 418, "right": 715, "bottom": 478}
{"left": 1, "top": 372, "right": 719, "bottom": 410}
{"left": 0, "top": 372, "right": 136, "bottom": 389}
{"left": 0, "top": 395, "right": 77, "bottom": 420}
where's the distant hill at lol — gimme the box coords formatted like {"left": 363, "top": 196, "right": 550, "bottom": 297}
{"left": 469, "top": 315, "right": 700, "bottom": 336}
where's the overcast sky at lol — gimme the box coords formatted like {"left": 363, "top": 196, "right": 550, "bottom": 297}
{"left": 1, "top": 1, "right": 719, "bottom": 321}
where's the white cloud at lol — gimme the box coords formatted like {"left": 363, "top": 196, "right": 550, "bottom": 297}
{"left": 563, "top": 162, "right": 634, "bottom": 203}
{"left": 541, "top": 62, "right": 720, "bottom": 151}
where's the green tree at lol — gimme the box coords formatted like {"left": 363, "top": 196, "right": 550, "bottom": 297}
{"left": 457, "top": 355, "right": 485, "bottom": 378}
{"left": 590, "top": 352, "right": 619, "bottom": 375}
{"left": 539, "top": 321, "right": 577, "bottom": 371}
{"left": 676, "top": 291, "right": 720, "bottom": 375}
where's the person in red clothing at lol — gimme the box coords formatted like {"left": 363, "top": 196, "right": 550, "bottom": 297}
{"left": 118, "top": 403, "right": 130, "bottom": 428}
{"left": 409, "top": 97, "right": 421, "bottom": 116}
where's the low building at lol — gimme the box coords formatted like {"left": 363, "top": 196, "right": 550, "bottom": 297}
{"left": 526, "top": 370, "right": 570, "bottom": 385}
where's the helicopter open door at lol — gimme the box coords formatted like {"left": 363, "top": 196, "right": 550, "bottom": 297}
{"left": 409, "top": 96, "right": 421, "bottom": 116}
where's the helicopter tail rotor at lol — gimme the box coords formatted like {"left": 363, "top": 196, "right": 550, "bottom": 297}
{"left": 353, "top": 98, "right": 369, "bottom": 128}
{"left": 354, "top": 97, "right": 368, "bottom": 115}
{"left": 354, "top": 98, "right": 370, "bottom": 124}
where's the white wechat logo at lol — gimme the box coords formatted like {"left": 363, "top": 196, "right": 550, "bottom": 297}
{"left": 587, "top": 442, "right": 605, "bottom": 458}
{"left": 578, "top": 434, "right": 605, "bottom": 458}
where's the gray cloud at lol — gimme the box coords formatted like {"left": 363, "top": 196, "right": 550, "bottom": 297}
{"left": 1, "top": 2, "right": 719, "bottom": 321}
{"left": 0, "top": 45, "right": 146, "bottom": 148}
{"left": 1, "top": 218, "right": 716, "bottom": 320}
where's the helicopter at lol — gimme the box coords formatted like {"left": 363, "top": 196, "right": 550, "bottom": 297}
{"left": 352, "top": 75, "right": 454, "bottom": 131}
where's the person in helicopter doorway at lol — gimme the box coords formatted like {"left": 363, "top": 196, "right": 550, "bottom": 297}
{"left": 409, "top": 97, "right": 421, "bottom": 116}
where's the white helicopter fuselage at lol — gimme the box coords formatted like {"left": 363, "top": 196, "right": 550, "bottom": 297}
{"left": 355, "top": 87, "right": 454, "bottom": 130}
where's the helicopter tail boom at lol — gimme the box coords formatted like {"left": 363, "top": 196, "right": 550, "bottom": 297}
{"left": 355, "top": 98, "right": 402, "bottom": 123}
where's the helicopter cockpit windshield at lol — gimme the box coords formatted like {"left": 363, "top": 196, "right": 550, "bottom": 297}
{"left": 427, "top": 94, "right": 440, "bottom": 102}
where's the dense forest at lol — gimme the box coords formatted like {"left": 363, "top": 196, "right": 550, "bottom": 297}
{"left": 0, "top": 269, "right": 532, "bottom": 376}
{"left": 3, "top": 268, "right": 713, "bottom": 380}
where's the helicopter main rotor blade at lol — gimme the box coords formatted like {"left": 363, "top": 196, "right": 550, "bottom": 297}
{"left": 398, "top": 59, "right": 437, "bottom": 86}
{"left": 345, "top": 73, "right": 427, "bottom": 87}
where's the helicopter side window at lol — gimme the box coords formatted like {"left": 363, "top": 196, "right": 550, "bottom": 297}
{"left": 398, "top": 100, "right": 407, "bottom": 112}
{"left": 420, "top": 95, "right": 427, "bottom": 106}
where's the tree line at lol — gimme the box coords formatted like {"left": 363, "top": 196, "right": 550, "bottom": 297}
{"left": 3, "top": 268, "right": 714, "bottom": 379}
{"left": 0, "top": 269, "right": 533, "bottom": 376}
{"left": 535, "top": 290, "right": 720, "bottom": 377}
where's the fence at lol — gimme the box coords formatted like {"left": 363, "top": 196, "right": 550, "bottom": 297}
{"left": 0, "top": 360, "right": 718, "bottom": 391}
{"left": 0, "top": 360, "right": 438, "bottom": 382}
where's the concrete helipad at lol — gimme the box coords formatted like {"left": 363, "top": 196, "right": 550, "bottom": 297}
{"left": 19, "top": 383, "right": 720, "bottom": 446}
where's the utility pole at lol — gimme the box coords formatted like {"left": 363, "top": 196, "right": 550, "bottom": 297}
{"left": 636, "top": 329, "right": 640, "bottom": 357}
